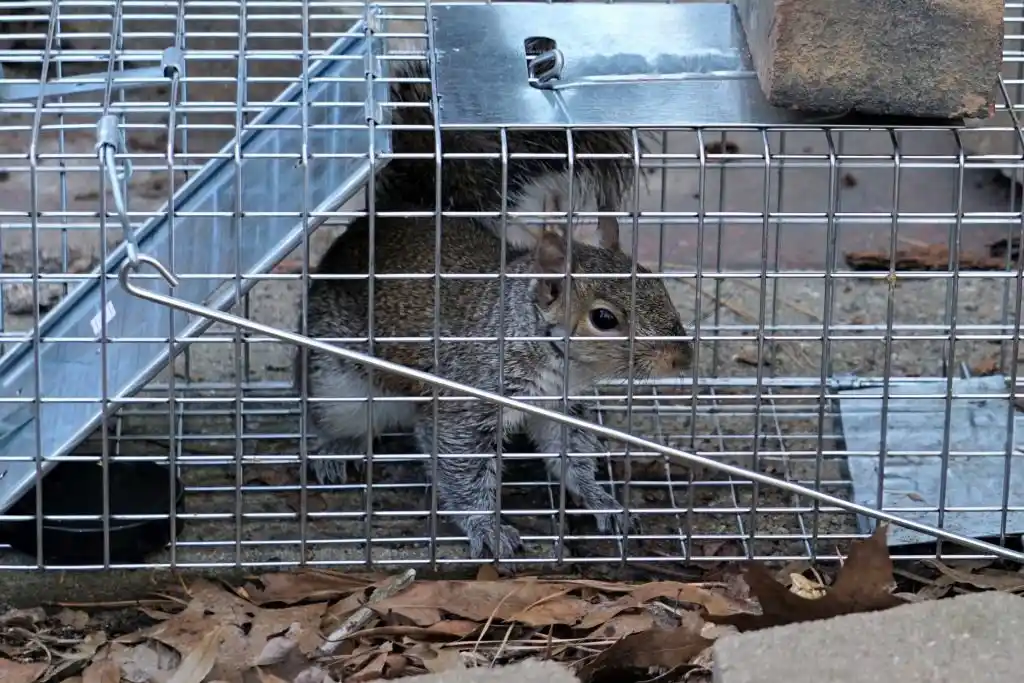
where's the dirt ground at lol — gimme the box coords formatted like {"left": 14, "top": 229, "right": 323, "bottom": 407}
{"left": 1, "top": 4, "right": 1024, "bottom": 576}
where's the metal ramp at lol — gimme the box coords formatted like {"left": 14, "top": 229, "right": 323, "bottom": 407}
{"left": 0, "top": 11, "right": 392, "bottom": 512}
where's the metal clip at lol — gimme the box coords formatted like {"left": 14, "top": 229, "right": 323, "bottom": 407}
{"left": 95, "top": 114, "right": 139, "bottom": 265}
{"left": 161, "top": 46, "right": 185, "bottom": 79}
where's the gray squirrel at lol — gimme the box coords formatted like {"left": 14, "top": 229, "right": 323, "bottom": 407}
{"left": 297, "top": 215, "right": 691, "bottom": 558}
{"left": 293, "top": 60, "right": 689, "bottom": 558}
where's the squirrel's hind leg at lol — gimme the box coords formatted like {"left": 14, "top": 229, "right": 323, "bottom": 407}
{"left": 303, "top": 353, "right": 417, "bottom": 485}
{"left": 415, "top": 405, "right": 524, "bottom": 559}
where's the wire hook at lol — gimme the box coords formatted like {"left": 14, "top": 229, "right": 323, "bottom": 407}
{"left": 118, "top": 253, "right": 181, "bottom": 292}
{"left": 96, "top": 114, "right": 140, "bottom": 265}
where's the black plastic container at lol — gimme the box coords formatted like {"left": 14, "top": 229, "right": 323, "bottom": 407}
{"left": 0, "top": 460, "right": 186, "bottom": 565}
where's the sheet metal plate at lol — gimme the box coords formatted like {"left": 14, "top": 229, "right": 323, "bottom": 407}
{"left": 839, "top": 376, "right": 1024, "bottom": 547}
{"left": 430, "top": 2, "right": 806, "bottom": 127}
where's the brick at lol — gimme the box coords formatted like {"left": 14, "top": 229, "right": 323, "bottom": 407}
{"left": 732, "top": 0, "right": 1004, "bottom": 119}
{"left": 713, "top": 591, "right": 1024, "bottom": 683}
{"left": 368, "top": 659, "right": 579, "bottom": 683}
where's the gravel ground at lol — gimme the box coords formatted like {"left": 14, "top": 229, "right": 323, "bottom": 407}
{"left": 1, "top": 5, "right": 1022, "bottom": 575}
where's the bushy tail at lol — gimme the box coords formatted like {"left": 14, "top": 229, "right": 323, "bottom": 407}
{"left": 373, "top": 58, "right": 650, "bottom": 217}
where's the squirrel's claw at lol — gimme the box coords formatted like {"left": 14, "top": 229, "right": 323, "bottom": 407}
{"left": 467, "top": 521, "right": 524, "bottom": 560}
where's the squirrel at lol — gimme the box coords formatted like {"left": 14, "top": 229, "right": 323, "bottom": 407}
{"left": 293, "top": 59, "right": 689, "bottom": 558}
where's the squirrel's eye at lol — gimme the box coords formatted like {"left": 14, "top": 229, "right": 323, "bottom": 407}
{"left": 589, "top": 308, "right": 619, "bottom": 331}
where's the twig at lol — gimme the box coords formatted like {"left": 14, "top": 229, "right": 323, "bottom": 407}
{"left": 316, "top": 568, "right": 416, "bottom": 657}
{"left": 52, "top": 598, "right": 180, "bottom": 609}
{"left": 491, "top": 624, "right": 516, "bottom": 665}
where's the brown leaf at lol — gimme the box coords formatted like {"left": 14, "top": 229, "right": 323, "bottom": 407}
{"left": 82, "top": 659, "right": 121, "bottom": 683}
{"left": 0, "top": 660, "right": 47, "bottom": 683}
{"left": 924, "top": 559, "right": 1024, "bottom": 592}
{"left": 253, "top": 623, "right": 300, "bottom": 667}
{"left": 142, "top": 579, "right": 327, "bottom": 683}
{"left": 373, "top": 580, "right": 587, "bottom": 627}
{"left": 707, "top": 524, "right": 906, "bottom": 631}
{"left": 578, "top": 582, "right": 745, "bottom": 630}
{"left": 577, "top": 626, "right": 712, "bottom": 683}
{"left": 167, "top": 626, "right": 224, "bottom": 683}
{"left": 476, "top": 565, "right": 500, "bottom": 581}
{"left": 347, "top": 651, "right": 388, "bottom": 683}
{"left": 0, "top": 608, "right": 46, "bottom": 627}
{"left": 588, "top": 612, "right": 657, "bottom": 639}
{"left": 139, "top": 609, "right": 175, "bottom": 622}
{"left": 422, "top": 648, "right": 464, "bottom": 673}
{"left": 110, "top": 640, "right": 181, "bottom": 683}
{"left": 245, "top": 571, "right": 380, "bottom": 606}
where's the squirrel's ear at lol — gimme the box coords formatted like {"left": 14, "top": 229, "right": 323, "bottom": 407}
{"left": 533, "top": 228, "right": 568, "bottom": 273}
{"left": 531, "top": 229, "right": 569, "bottom": 308}
{"left": 597, "top": 214, "right": 620, "bottom": 251}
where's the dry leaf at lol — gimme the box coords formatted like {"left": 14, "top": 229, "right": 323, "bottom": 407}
{"left": 708, "top": 524, "right": 906, "bottom": 631}
{"left": 578, "top": 582, "right": 745, "bottom": 630}
{"left": 109, "top": 640, "right": 182, "bottom": 683}
{"left": 476, "top": 565, "right": 500, "bottom": 582}
{"left": 254, "top": 668, "right": 289, "bottom": 683}
{"left": 57, "top": 609, "right": 91, "bottom": 630}
{"left": 923, "top": 559, "right": 1024, "bottom": 592}
{"left": 245, "top": 571, "right": 381, "bottom": 606}
{"left": 141, "top": 579, "right": 327, "bottom": 683}
{"left": 0, "top": 660, "right": 47, "bottom": 683}
{"left": 253, "top": 623, "right": 301, "bottom": 667}
{"left": 577, "top": 626, "right": 712, "bottom": 683}
{"left": 588, "top": 612, "right": 657, "bottom": 639}
{"left": 82, "top": 659, "right": 121, "bottom": 683}
{"left": 140, "top": 609, "right": 175, "bottom": 622}
{"left": 167, "top": 626, "right": 225, "bottom": 683}
{"left": 347, "top": 651, "right": 388, "bottom": 683}
{"left": 373, "top": 580, "right": 586, "bottom": 627}
{"left": 788, "top": 574, "right": 826, "bottom": 600}
{"left": 422, "top": 648, "right": 464, "bottom": 674}
{"left": 0, "top": 608, "right": 46, "bottom": 627}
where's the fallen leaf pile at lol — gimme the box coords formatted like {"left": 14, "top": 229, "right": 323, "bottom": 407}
{"left": 2, "top": 524, "right": 1021, "bottom": 683}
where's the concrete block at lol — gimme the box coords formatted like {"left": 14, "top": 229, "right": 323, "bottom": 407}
{"left": 373, "top": 659, "right": 579, "bottom": 683}
{"left": 732, "top": 0, "right": 1004, "bottom": 119}
{"left": 712, "top": 591, "right": 1024, "bottom": 683}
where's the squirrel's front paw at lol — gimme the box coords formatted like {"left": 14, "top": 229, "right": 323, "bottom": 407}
{"left": 465, "top": 519, "right": 523, "bottom": 559}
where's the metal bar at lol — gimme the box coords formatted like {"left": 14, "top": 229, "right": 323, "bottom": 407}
{"left": 117, "top": 254, "right": 1024, "bottom": 563}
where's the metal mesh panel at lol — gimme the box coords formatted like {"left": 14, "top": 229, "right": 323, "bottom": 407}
{"left": 0, "top": 0, "right": 1023, "bottom": 571}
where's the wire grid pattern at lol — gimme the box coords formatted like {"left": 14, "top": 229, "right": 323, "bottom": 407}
{"left": 0, "top": 0, "right": 1023, "bottom": 570}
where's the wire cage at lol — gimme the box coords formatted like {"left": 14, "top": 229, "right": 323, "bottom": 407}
{"left": 1, "top": 0, "right": 1024, "bottom": 572}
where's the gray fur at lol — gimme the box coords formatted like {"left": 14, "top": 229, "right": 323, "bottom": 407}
{"left": 297, "top": 217, "right": 691, "bottom": 559}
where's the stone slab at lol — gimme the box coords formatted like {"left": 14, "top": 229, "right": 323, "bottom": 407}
{"left": 370, "top": 660, "right": 579, "bottom": 683}
{"left": 731, "top": 0, "right": 1004, "bottom": 119}
{"left": 713, "top": 591, "right": 1024, "bottom": 683}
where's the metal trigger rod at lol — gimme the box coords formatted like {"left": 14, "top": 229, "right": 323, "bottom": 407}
{"left": 116, "top": 254, "right": 1024, "bottom": 563}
